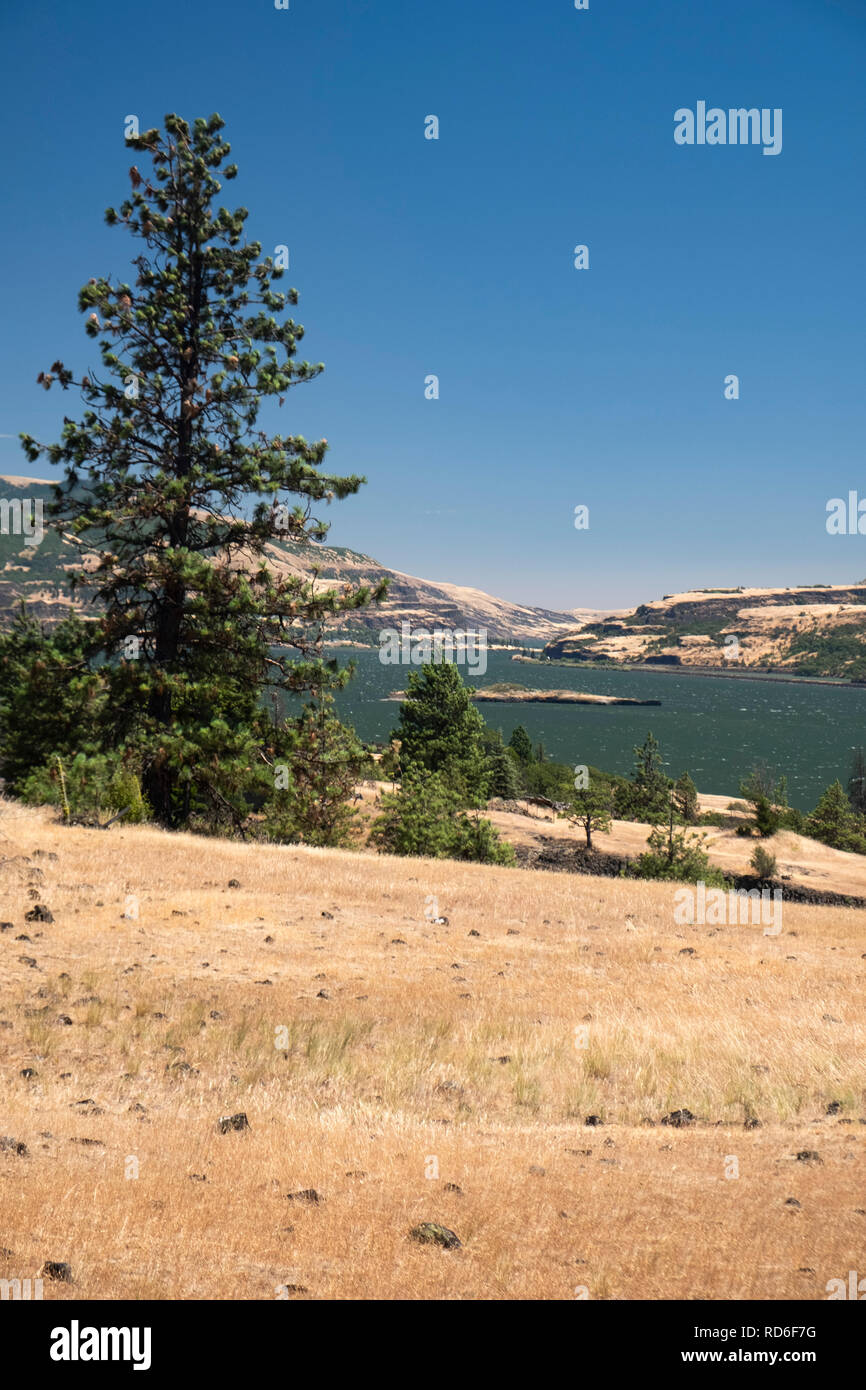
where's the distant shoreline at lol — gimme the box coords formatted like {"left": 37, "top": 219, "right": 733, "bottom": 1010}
{"left": 515, "top": 658, "right": 866, "bottom": 690}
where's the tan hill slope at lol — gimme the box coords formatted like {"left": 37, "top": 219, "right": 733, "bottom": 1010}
{"left": 0, "top": 475, "right": 579, "bottom": 644}
{"left": 0, "top": 798, "right": 864, "bottom": 1300}
{"left": 543, "top": 584, "right": 866, "bottom": 678}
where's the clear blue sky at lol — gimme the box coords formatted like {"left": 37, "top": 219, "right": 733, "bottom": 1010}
{"left": 1, "top": 0, "right": 864, "bottom": 609}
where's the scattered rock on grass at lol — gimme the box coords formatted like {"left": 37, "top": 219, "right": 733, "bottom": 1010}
{"left": 218, "top": 1113, "right": 249, "bottom": 1135}
{"left": 409, "top": 1223, "right": 461, "bottom": 1250}
{"left": 25, "top": 905, "right": 53, "bottom": 923}
{"left": 0, "top": 1136, "right": 28, "bottom": 1157}
{"left": 661, "top": 1109, "right": 695, "bottom": 1128}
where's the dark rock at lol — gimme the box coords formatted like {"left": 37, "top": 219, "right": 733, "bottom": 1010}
{"left": 264, "top": 935, "right": 274, "bottom": 944}
{"left": 345, "top": 1170, "right": 367, "bottom": 1179}
{"left": 434, "top": 1080, "right": 462, "bottom": 1097}
{"left": 40, "top": 1262, "right": 72, "bottom": 1282}
{"left": 209, "top": 1010, "right": 223, "bottom": 1020}
{"left": 491, "top": 1055, "right": 511, "bottom": 1065}
{"left": 0, "top": 923, "right": 13, "bottom": 932}
{"left": 409, "top": 1222, "right": 461, "bottom": 1250}
{"left": 18, "top": 956, "right": 37, "bottom": 968}
{"left": 391, "top": 938, "right": 406, "bottom": 945}
{"left": 188, "top": 1173, "right": 207, "bottom": 1183}
{"left": 822, "top": 1014, "right": 841, "bottom": 1023}
{"left": 25, "top": 905, "right": 53, "bottom": 922}
{"left": 785, "top": 1198, "right": 801, "bottom": 1208}
{"left": 227, "top": 879, "right": 240, "bottom": 888}
{"left": 678, "top": 947, "right": 695, "bottom": 955}
{"left": 744, "top": 1117, "right": 761, "bottom": 1130}
{"left": 70, "top": 1137, "right": 103, "bottom": 1147}
{"left": 442, "top": 1182, "right": 462, "bottom": 1193}
{"left": 278, "top": 1284, "right": 309, "bottom": 1295}
{"left": 468, "top": 930, "right": 480, "bottom": 937}
{"left": 796, "top": 1150, "right": 822, "bottom": 1163}
{"left": 20, "top": 1068, "right": 37, "bottom": 1080}
{"left": 566, "top": 1148, "right": 593, "bottom": 1156}
{"left": 56, "top": 1015, "right": 73, "bottom": 1027}
{"left": 286, "top": 1189, "right": 321, "bottom": 1205}
{"left": 316, "top": 989, "right": 330, "bottom": 999}
{"left": 584, "top": 1114, "right": 603, "bottom": 1126}
{"left": 167, "top": 1060, "right": 199, "bottom": 1077}
{"left": 826, "top": 1101, "right": 842, "bottom": 1116}
{"left": 661, "top": 1109, "right": 695, "bottom": 1128}
{"left": 321, "top": 910, "right": 334, "bottom": 919}
{"left": 218, "top": 1113, "right": 249, "bottom": 1135}
{"left": 0, "top": 1136, "right": 28, "bottom": 1157}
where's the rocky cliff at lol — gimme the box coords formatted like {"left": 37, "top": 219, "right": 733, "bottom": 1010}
{"left": 542, "top": 584, "right": 866, "bottom": 678}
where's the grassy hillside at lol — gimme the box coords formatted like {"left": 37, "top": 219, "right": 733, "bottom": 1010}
{"left": 1, "top": 798, "right": 864, "bottom": 1300}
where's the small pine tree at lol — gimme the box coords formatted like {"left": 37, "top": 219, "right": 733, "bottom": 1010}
{"left": 847, "top": 746, "right": 866, "bottom": 814}
{"left": 0, "top": 607, "right": 107, "bottom": 790}
{"left": 615, "top": 731, "right": 671, "bottom": 822}
{"left": 508, "top": 725, "right": 533, "bottom": 764}
{"left": 565, "top": 781, "right": 613, "bottom": 850}
{"left": 632, "top": 796, "right": 724, "bottom": 883}
{"left": 487, "top": 744, "right": 523, "bottom": 799}
{"left": 370, "top": 770, "right": 513, "bottom": 864}
{"left": 265, "top": 694, "right": 368, "bottom": 847}
{"left": 806, "top": 780, "right": 860, "bottom": 851}
{"left": 673, "top": 772, "right": 699, "bottom": 824}
{"left": 739, "top": 766, "right": 787, "bottom": 837}
{"left": 392, "top": 663, "right": 490, "bottom": 804}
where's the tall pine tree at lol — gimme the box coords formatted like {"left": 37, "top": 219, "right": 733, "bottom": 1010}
{"left": 21, "top": 114, "right": 384, "bottom": 824}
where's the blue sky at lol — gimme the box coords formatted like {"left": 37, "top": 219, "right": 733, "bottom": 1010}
{"left": 1, "top": 0, "right": 864, "bottom": 609}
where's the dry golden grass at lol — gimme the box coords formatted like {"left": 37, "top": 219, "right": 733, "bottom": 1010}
{"left": 486, "top": 793, "right": 866, "bottom": 900}
{"left": 1, "top": 798, "right": 864, "bottom": 1300}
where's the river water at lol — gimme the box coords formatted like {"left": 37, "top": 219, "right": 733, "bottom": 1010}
{"left": 326, "top": 649, "right": 866, "bottom": 811}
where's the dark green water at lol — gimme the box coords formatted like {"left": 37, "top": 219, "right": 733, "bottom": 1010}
{"left": 328, "top": 649, "right": 866, "bottom": 811}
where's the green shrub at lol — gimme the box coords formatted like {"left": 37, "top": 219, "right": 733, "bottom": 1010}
{"left": 21, "top": 752, "right": 150, "bottom": 826}
{"left": 371, "top": 770, "right": 514, "bottom": 864}
{"left": 750, "top": 845, "right": 777, "bottom": 879}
